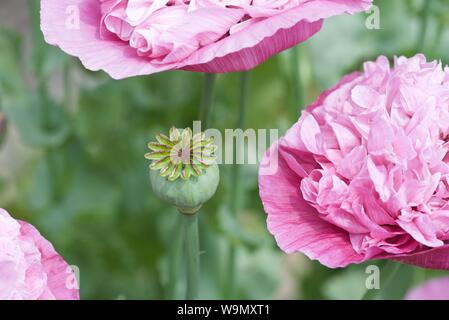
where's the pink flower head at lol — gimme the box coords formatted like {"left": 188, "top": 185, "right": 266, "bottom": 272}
{"left": 259, "top": 54, "right": 449, "bottom": 270}
{"left": 0, "top": 209, "right": 79, "bottom": 300}
{"left": 40, "top": 0, "right": 372, "bottom": 79}
{"left": 405, "top": 277, "right": 449, "bottom": 300}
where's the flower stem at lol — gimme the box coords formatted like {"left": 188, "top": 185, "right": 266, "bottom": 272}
{"left": 223, "top": 72, "right": 249, "bottom": 299}
{"left": 416, "top": 0, "right": 431, "bottom": 53}
{"left": 361, "top": 261, "right": 402, "bottom": 300}
{"left": 184, "top": 213, "right": 200, "bottom": 300}
{"left": 290, "top": 45, "right": 304, "bottom": 119}
{"left": 236, "top": 73, "right": 248, "bottom": 129}
{"left": 231, "top": 73, "right": 249, "bottom": 203}
{"left": 179, "top": 73, "right": 217, "bottom": 300}
{"left": 199, "top": 73, "right": 217, "bottom": 128}
{"left": 64, "top": 62, "right": 75, "bottom": 111}
{"left": 430, "top": 19, "right": 444, "bottom": 57}
{"left": 167, "top": 214, "right": 184, "bottom": 299}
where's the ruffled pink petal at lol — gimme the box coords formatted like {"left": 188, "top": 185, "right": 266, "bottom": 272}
{"left": 180, "top": 0, "right": 371, "bottom": 72}
{"left": 259, "top": 72, "right": 372, "bottom": 268}
{"left": 19, "top": 221, "right": 79, "bottom": 300}
{"left": 259, "top": 54, "right": 449, "bottom": 270}
{"left": 41, "top": 0, "right": 372, "bottom": 78}
{"left": 259, "top": 132, "right": 366, "bottom": 268}
{"left": 406, "top": 277, "right": 449, "bottom": 300}
{"left": 41, "top": 0, "right": 175, "bottom": 79}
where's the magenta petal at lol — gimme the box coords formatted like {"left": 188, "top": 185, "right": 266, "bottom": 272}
{"left": 406, "top": 277, "right": 449, "bottom": 300}
{"left": 181, "top": 19, "right": 323, "bottom": 72}
{"left": 393, "top": 245, "right": 449, "bottom": 271}
{"left": 259, "top": 140, "right": 365, "bottom": 268}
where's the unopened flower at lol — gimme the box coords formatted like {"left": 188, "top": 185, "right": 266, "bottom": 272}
{"left": 259, "top": 55, "right": 449, "bottom": 270}
{"left": 40, "top": 0, "right": 372, "bottom": 79}
{"left": 146, "top": 127, "right": 219, "bottom": 214}
{"left": 0, "top": 209, "right": 79, "bottom": 300}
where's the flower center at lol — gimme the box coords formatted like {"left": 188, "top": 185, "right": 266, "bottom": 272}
{"left": 145, "top": 127, "right": 217, "bottom": 181}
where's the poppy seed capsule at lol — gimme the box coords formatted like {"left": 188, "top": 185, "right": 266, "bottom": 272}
{"left": 145, "top": 127, "right": 220, "bottom": 214}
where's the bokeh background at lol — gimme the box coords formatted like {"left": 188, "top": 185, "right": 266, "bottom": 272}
{"left": 1, "top": 0, "right": 449, "bottom": 299}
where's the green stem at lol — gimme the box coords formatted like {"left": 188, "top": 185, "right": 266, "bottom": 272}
{"left": 430, "top": 19, "right": 444, "bottom": 57}
{"left": 64, "top": 63, "right": 74, "bottom": 111}
{"left": 223, "top": 72, "right": 249, "bottom": 299}
{"left": 229, "top": 74, "right": 248, "bottom": 211}
{"left": 184, "top": 214, "right": 200, "bottom": 300}
{"left": 167, "top": 214, "right": 184, "bottom": 299}
{"left": 361, "top": 261, "right": 402, "bottom": 300}
{"left": 290, "top": 46, "right": 304, "bottom": 119}
{"left": 416, "top": 0, "right": 431, "bottom": 53}
{"left": 236, "top": 73, "right": 248, "bottom": 129}
{"left": 199, "top": 73, "right": 217, "bottom": 128}
{"left": 179, "top": 73, "right": 217, "bottom": 300}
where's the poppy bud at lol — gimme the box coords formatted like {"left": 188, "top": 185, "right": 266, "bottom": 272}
{"left": 145, "top": 127, "right": 219, "bottom": 214}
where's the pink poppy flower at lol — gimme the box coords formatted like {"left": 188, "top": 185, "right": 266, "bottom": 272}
{"left": 405, "top": 277, "right": 449, "bottom": 300}
{"left": 259, "top": 54, "right": 449, "bottom": 270}
{"left": 40, "top": 0, "right": 372, "bottom": 79}
{"left": 0, "top": 209, "right": 79, "bottom": 300}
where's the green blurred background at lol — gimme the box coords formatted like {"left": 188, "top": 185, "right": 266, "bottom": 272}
{"left": 1, "top": 0, "right": 449, "bottom": 299}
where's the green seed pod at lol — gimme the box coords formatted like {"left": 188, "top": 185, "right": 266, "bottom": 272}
{"left": 145, "top": 127, "right": 220, "bottom": 214}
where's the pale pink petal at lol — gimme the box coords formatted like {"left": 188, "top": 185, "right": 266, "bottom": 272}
{"left": 351, "top": 84, "right": 379, "bottom": 109}
{"left": 330, "top": 122, "right": 360, "bottom": 154}
{"left": 300, "top": 112, "right": 322, "bottom": 154}
{"left": 406, "top": 277, "right": 449, "bottom": 300}
{"left": 41, "top": 0, "right": 176, "bottom": 79}
{"left": 367, "top": 157, "right": 391, "bottom": 202}
{"left": 0, "top": 209, "right": 79, "bottom": 300}
{"left": 397, "top": 217, "right": 444, "bottom": 248}
{"left": 259, "top": 142, "right": 365, "bottom": 268}
{"left": 19, "top": 222, "right": 80, "bottom": 300}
